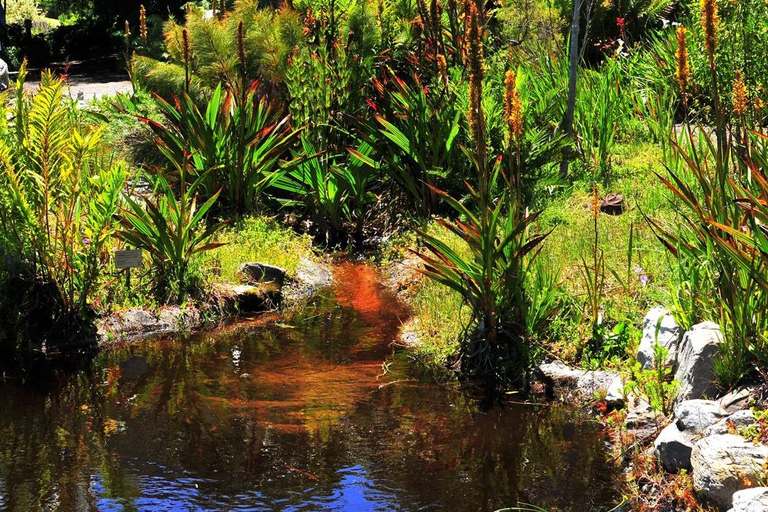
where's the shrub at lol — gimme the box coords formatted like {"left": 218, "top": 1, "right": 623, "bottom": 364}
{"left": 0, "top": 65, "right": 126, "bottom": 335}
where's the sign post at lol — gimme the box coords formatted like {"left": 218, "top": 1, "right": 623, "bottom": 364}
{"left": 115, "top": 249, "right": 143, "bottom": 293}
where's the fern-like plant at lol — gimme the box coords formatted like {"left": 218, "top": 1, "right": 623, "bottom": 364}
{"left": 0, "top": 65, "right": 126, "bottom": 331}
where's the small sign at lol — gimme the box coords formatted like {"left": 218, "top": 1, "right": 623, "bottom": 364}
{"left": 115, "top": 250, "right": 143, "bottom": 269}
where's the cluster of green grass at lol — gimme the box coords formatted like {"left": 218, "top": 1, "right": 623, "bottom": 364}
{"left": 198, "top": 216, "right": 318, "bottom": 284}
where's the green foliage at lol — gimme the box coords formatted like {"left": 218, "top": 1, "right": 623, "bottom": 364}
{"left": 116, "top": 168, "right": 227, "bottom": 304}
{"left": 626, "top": 342, "right": 679, "bottom": 415}
{"left": 198, "top": 216, "right": 317, "bottom": 285}
{"left": 416, "top": 155, "right": 549, "bottom": 386}
{"left": 133, "top": 82, "right": 302, "bottom": 214}
{"left": 362, "top": 73, "right": 463, "bottom": 217}
{"left": 275, "top": 137, "right": 379, "bottom": 246}
{"left": 0, "top": 66, "right": 125, "bottom": 329}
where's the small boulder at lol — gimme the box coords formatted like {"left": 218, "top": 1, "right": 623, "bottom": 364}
{"left": 720, "top": 387, "right": 754, "bottom": 413}
{"left": 238, "top": 262, "right": 287, "bottom": 287}
{"left": 637, "top": 306, "right": 683, "bottom": 370}
{"left": 706, "top": 410, "right": 756, "bottom": 437}
{"left": 675, "top": 399, "right": 728, "bottom": 434}
{"left": 691, "top": 434, "right": 768, "bottom": 510}
{"left": 654, "top": 422, "right": 695, "bottom": 472}
{"left": 625, "top": 401, "right": 661, "bottom": 429}
{"left": 728, "top": 487, "right": 768, "bottom": 512}
{"left": 0, "top": 59, "right": 8, "bottom": 91}
{"left": 537, "top": 361, "right": 623, "bottom": 403}
{"left": 674, "top": 322, "right": 723, "bottom": 404}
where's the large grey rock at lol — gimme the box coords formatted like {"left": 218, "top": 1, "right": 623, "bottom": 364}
{"left": 706, "top": 410, "right": 757, "bottom": 437}
{"left": 536, "top": 361, "right": 623, "bottom": 403}
{"left": 638, "top": 306, "right": 683, "bottom": 369}
{"left": 674, "top": 322, "right": 724, "bottom": 403}
{"left": 0, "top": 59, "right": 8, "bottom": 91}
{"left": 675, "top": 399, "right": 728, "bottom": 434}
{"left": 728, "top": 487, "right": 768, "bottom": 512}
{"left": 238, "top": 262, "right": 287, "bottom": 287}
{"left": 691, "top": 434, "right": 768, "bottom": 510}
{"left": 654, "top": 422, "right": 695, "bottom": 472}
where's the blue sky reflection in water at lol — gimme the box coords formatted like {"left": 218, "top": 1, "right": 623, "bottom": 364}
{"left": 0, "top": 262, "right": 619, "bottom": 511}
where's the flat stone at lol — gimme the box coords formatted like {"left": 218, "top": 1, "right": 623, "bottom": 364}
{"left": 97, "top": 306, "right": 202, "bottom": 344}
{"left": 675, "top": 399, "right": 728, "bottom": 434}
{"left": 674, "top": 322, "right": 723, "bottom": 404}
{"left": 691, "top": 434, "right": 768, "bottom": 510}
{"left": 215, "top": 283, "right": 279, "bottom": 313}
{"left": 654, "top": 423, "right": 695, "bottom": 472}
{"left": 728, "top": 487, "right": 768, "bottom": 512}
{"left": 637, "top": 306, "right": 683, "bottom": 370}
{"left": 537, "top": 361, "right": 623, "bottom": 403}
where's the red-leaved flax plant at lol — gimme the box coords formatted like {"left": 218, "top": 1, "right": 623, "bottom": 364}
{"left": 415, "top": 2, "right": 549, "bottom": 391}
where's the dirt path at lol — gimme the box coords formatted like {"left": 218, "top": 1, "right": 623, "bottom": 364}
{"left": 24, "top": 71, "right": 133, "bottom": 101}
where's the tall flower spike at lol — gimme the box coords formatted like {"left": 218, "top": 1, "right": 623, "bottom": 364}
{"left": 237, "top": 21, "right": 247, "bottom": 75}
{"left": 700, "top": 0, "right": 719, "bottom": 64}
{"left": 733, "top": 70, "right": 748, "bottom": 116}
{"left": 436, "top": 53, "right": 448, "bottom": 85}
{"left": 466, "top": 2, "right": 485, "bottom": 162}
{"left": 504, "top": 69, "right": 523, "bottom": 144}
{"left": 182, "top": 28, "right": 191, "bottom": 92}
{"left": 139, "top": 5, "right": 147, "bottom": 40}
{"left": 675, "top": 26, "right": 690, "bottom": 106}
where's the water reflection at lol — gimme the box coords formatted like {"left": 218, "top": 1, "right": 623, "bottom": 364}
{"left": 0, "top": 262, "right": 618, "bottom": 511}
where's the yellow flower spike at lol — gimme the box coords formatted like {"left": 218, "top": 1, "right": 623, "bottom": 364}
{"left": 675, "top": 26, "right": 690, "bottom": 106}
{"left": 733, "top": 70, "right": 748, "bottom": 116}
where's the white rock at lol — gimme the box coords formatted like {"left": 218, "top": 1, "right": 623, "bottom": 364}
{"left": 638, "top": 306, "right": 683, "bottom": 369}
{"left": 0, "top": 59, "right": 9, "bottom": 91}
{"left": 654, "top": 423, "right": 695, "bottom": 472}
{"left": 728, "top": 487, "right": 768, "bottom": 512}
{"left": 674, "top": 322, "right": 723, "bottom": 404}
{"left": 674, "top": 399, "right": 728, "bottom": 434}
{"left": 537, "top": 361, "right": 623, "bottom": 403}
{"left": 691, "top": 434, "right": 768, "bottom": 510}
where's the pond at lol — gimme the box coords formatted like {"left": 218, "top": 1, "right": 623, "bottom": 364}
{"left": 0, "top": 262, "right": 619, "bottom": 511}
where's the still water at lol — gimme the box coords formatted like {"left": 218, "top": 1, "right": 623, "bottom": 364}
{"left": 0, "top": 262, "right": 619, "bottom": 511}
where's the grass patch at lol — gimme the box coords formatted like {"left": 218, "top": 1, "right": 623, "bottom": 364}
{"left": 199, "top": 216, "right": 318, "bottom": 285}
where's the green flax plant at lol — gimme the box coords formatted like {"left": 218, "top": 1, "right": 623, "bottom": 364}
{"left": 276, "top": 137, "right": 379, "bottom": 247}
{"left": 0, "top": 65, "right": 126, "bottom": 335}
{"left": 575, "top": 59, "right": 624, "bottom": 180}
{"left": 416, "top": 6, "right": 549, "bottom": 390}
{"left": 360, "top": 71, "right": 462, "bottom": 218}
{"left": 116, "top": 165, "right": 228, "bottom": 304}
{"left": 648, "top": 4, "right": 768, "bottom": 385}
{"left": 133, "top": 82, "right": 302, "bottom": 214}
